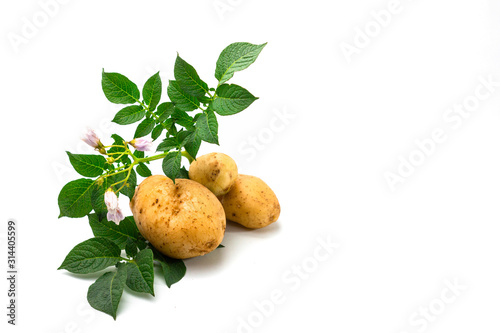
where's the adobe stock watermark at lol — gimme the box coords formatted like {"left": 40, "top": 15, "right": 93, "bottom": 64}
{"left": 397, "top": 278, "right": 466, "bottom": 333}
{"left": 7, "top": 0, "right": 72, "bottom": 54}
{"left": 212, "top": 0, "right": 244, "bottom": 21}
{"left": 51, "top": 119, "right": 116, "bottom": 184}
{"left": 235, "top": 235, "right": 340, "bottom": 333}
{"left": 237, "top": 106, "right": 295, "bottom": 162}
{"left": 0, "top": 231, "right": 6, "bottom": 249}
{"left": 384, "top": 75, "right": 499, "bottom": 191}
{"left": 46, "top": 301, "right": 96, "bottom": 333}
{"left": 340, "top": 0, "right": 417, "bottom": 64}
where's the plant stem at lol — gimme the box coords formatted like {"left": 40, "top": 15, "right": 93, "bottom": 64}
{"left": 100, "top": 166, "right": 130, "bottom": 180}
{"left": 107, "top": 152, "right": 127, "bottom": 161}
{"left": 127, "top": 147, "right": 139, "bottom": 163}
{"left": 103, "top": 134, "right": 196, "bottom": 185}
{"left": 102, "top": 145, "right": 126, "bottom": 149}
{"left": 138, "top": 152, "right": 170, "bottom": 163}
{"left": 181, "top": 150, "right": 194, "bottom": 164}
{"left": 114, "top": 166, "right": 133, "bottom": 193}
{"left": 137, "top": 98, "right": 173, "bottom": 132}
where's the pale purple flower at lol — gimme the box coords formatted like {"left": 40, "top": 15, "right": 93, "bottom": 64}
{"left": 104, "top": 190, "right": 118, "bottom": 211}
{"left": 104, "top": 189, "right": 125, "bottom": 224}
{"left": 107, "top": 207, "right": 125, "bottom": 225}
{"left": 131, "top": 138, "right": 152, "bottom": 152}
{"left": 81, "top": 128, "right": 100, "bottom": 148}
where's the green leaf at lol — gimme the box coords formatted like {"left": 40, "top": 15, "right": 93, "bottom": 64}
{"left": 102, "top": 71, "right": 140, "bottom": 104}
{"left": 136, "top": 237, "right": 148, "bottom": 251}
{"left": 88, "top": 214, "right": 140, "bottom": 249}
{"left": 66, "top": 152, "right": 107, "bottom": 177}
{"left": 134, "top": 150, "right": 145, "bottom": 159}
{"left": 167, "top": 80, "right": 199, "bottom": 112}
{"left": 168, "top": 122, "right": 178, "bottom": 136}
{"left": 108, "top": 134, "right": 130, "bottom": 164}
{"left": 58, "top": 237, "right": 122, "bottom": 274}
{"left": 172, "top": 108, "right": 195, "bottom": 129}
{"left": 143, "top": 72, "right": 162, "bottom": 111}
{"left": 177, "top": 166, "right": 190, "bottom": 179}
{"left": 91, "top": 186, "right": 106, "bottom": 220}
{"left": 125, "top": 249, "right": 155, "bottom": 296}
{"left": 193, "top": 113, "right": 203, "bottom": 122}
{"left": 156, "top": 137, "right": 179, "bottom": 152}
{"left": 215, "top": 42, "right": 267, "bottom": 84}
{"left": 153, "top": 249, "right": 186, "bottom": 288}
{"left": 58, "top": 178, "right": 95, "bottom": 218}
{"left": 163, "top": 118, "right": 174, "bottom": 132}
{"left": 91, "top": 178, "right": 110, "bottom": 221}
{"left": 199, "top": 95, "right": 211, "bottom": 104}
{"left": 151, "top": 124, "right": 164, "bottom": 141}
{"left": 125, "top": 238, "right": 138, "bottom": 258}
{"left": 134, "top": 118, "right": 155, "bottom": 138}
{"left": 176, "top": 130, "right": 190, "bottom": 144}
{"left": 174, "top": 54, "right": 209, "bottom": 98}
{"left": 156, "top": 102, "right": 175, "bottom": 122}
{"left": 162, "top": 151, "right": 182, "bottom": 182}
{"left": 136, "top": 163, "right": 152, "bottom": 178}
{"left": 196, "top": 109, "right": 219, "bottom": 144}
{"left": 211, "top": 84, "right": 258, "bottom": 116}
{"left": 181, "top": 131, "right": 201, "bottom": 158}
{"left": 112, "top": 105, "right": 145, "bottom": 125}
{"left": 217, "top": 244, "right": 225, "bottom": 248}
{"left": 87, "top": 262, "right": 127, "bottom": 320}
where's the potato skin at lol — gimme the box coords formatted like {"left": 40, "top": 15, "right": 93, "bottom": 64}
{"left": 189, "top": 153, "right": 238, "bottom": 197}
{"left": 129, "top": 175, "right": 226, "bottom": 259}
{"left": 220, "top": 174, "right": 280, "bottom": 229}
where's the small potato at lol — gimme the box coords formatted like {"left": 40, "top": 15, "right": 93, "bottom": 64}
{"left": 220, "top": 174, "right": 280, "bottom": 229}
{"left": 189, "top": 152, "right": 238, "bottom": 197}
{"left": 130, "top": 175, "right": 226, "bottom": 259}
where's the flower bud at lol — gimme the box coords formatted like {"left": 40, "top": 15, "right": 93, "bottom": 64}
{"left": 82, "top": 128, "right": 101, "bottom": 148}
{"left": 104, "top": 189, "right": 125, "bottom": 224}
{"left": 130, "top": 138, "right": 152, "bottom": 152}
{"left": 104, "top": 189, "right": 118, "bottom": 211}
{"left": 107, "top": 207, "right": 125, "bottom": 225}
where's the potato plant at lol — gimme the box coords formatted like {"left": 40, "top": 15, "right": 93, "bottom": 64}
{"left": 57, "top": 42, "right": 266, "bottom": 319}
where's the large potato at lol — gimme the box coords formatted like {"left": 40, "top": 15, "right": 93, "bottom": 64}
{"left": 129, "top": 175, "right": 226, "bottom": 259}
{"left": 220, "top": 174, "right": 280, "bottom": 229}
{"left": 189, "top": 152, "right": 238, "bottom": 197}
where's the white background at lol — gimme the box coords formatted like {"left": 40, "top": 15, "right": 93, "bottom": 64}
{"left": 1, "top": 0, "right": 500, "bottom": 332}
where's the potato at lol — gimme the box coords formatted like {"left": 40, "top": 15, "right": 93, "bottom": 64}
{"left": 220, "top": 174, "right": 280, "bottom": 229}
{"left": 129, "top": 175, "right": 226, "bottom": 259}
{"left": 189, "top": 152, "right": 238, "bottom": 197}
